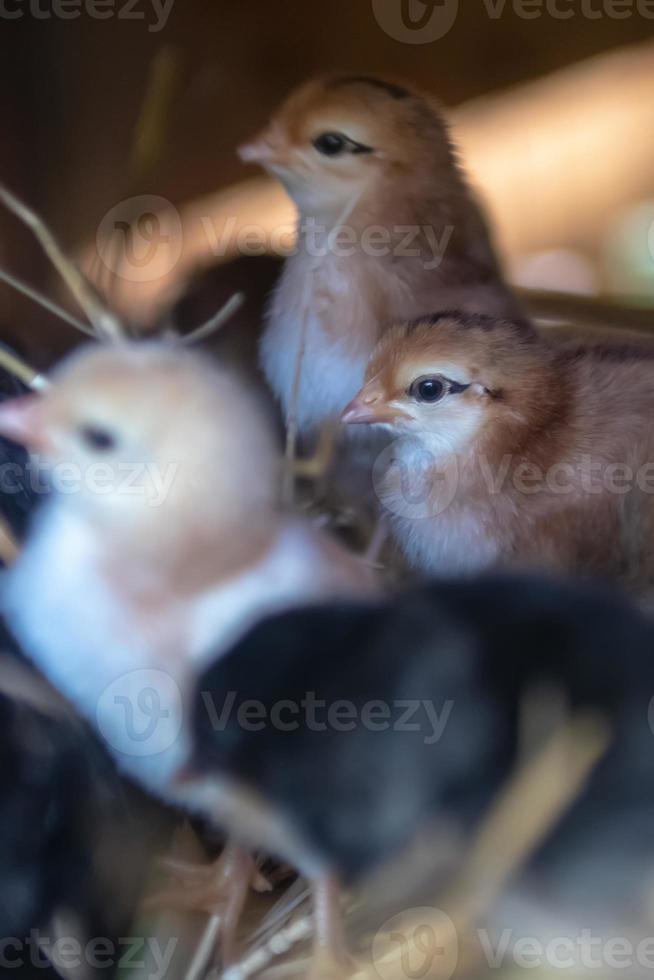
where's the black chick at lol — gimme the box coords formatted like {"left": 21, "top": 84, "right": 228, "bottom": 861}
{"left": 188, "top": 574, "right": 654, "bottom": 965}
{"left": 0, "top": 619, "right": 170, "bottom": 978}
{"left": 0, "top": 691, "right": 94, "bottom": 942}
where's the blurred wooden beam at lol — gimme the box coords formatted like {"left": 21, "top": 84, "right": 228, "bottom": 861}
{"left": 454, "top": 38, "right": 654, "bottom": 259}
{"left": 522, "top": 289, "right": 654, "bottom": 335}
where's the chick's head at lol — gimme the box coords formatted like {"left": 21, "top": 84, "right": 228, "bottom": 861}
{"left": 239, "top": 75, "right": 457, "bottom": 218}
{"left": 342, "top": 313, "right": 547, "bottom": 455}
{"left": 0, "top": 343, "right": 279, "bottom": 530}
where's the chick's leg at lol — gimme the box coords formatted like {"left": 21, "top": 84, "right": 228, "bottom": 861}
{"left": 309, "top": 874, "right": 354, "bottom": 980}
{"left": 147, "top": 841, "right": 271, "bottom": 964}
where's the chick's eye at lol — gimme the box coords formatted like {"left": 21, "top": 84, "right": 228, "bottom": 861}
{"left": 78, "top": 425, "right": 117, "bottom": 452}
{"left": 410, "top": 377, "right": 446, "bottom": 404}
{"left": 312, "top": 132, "right": 348, "bottom": 157}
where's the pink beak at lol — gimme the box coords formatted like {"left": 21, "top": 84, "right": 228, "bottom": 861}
{"left": 238, "top": 139, "right": 275, "bottom": 164}
{"left": 237, "top": 125, "right": 287, "bottom": 167}
{"left": 342, "top": 388, "right": 400, "bottom": 426}
{"left": 0, "top": 395, "right": 49, "bottom": 451}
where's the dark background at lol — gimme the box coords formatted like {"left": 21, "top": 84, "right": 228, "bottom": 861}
{"left": 1, "top": 0, "right": 653, "bottom": 353}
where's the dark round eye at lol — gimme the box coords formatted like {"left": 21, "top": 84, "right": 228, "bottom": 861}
{"left": 312, "top": 132, "right": 348, "bottom": 157}
{"left": 409, "top": 377, "right": 446, "bottom": 404}
{"left": 79, "top": 425, "right": 117, "bottom": 452}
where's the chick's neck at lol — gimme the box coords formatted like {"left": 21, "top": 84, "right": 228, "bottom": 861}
{"left": 295, "top": 164, "right": 497, "bottom": 282}
{"left": 469, "top": 348, "right": 576, "bottom": 493}
{"left": 76, "top": 488, "right": 280, "bottom": 597}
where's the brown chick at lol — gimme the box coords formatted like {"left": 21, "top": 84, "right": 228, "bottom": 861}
{"left": 342, "top": 312, "right": 654, "bottom": 597}
{"left": 239, "top": 75, "right": 523, "bottom": 436}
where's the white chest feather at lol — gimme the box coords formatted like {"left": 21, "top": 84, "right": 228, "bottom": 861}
{"left": 261, "top": 253, "right": 397, "bottom": 432}
{"left": 376, "top": 439, "right": 500, "bottom": 576}
{"left": 1, "top": 506, "right": 353, "bottom": 806}
{"left": 2, "top": 507, "right": 189, "bottom": 793}
{"left": 392, "top": 509, "right": 500, "bottom": 576}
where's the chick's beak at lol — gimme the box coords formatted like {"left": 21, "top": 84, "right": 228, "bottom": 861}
{"left": 342, "top": 386, "right": 402, "bottom": 426}
{"left": 0, "top": 395, "right": 50, "bottom": 451}
{"left": 238, "top": 129, "right": 283, "bottom": 166}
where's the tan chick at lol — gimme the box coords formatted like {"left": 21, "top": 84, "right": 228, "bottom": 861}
{"left": 239, "top": 75, "right": 523, "bottom": 436}
{"left": 0, "top": 341, "right": 376, "bottom": 959}
{"left": 342, "top": 312, "right": 654, "bottom": 597}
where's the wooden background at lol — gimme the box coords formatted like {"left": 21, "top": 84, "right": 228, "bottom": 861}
{"left": 1, "top": 1, "right": 654, "bottom": 357}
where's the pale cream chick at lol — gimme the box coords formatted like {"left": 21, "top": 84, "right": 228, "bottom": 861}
{"left": 0, "top": 343, "right": 377, "bottom": 959}
{"left": 239, "top": 75, "right": 522, "bottom": 434}
{"left": 343, "top": 312, "right": 654, "bottom": 595}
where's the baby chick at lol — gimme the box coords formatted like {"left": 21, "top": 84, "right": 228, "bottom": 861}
{"left": 0, "top": 341, "right": 375, "bottom": 957}
{"left": 0, "top": 627, "right": 164, "bottom": 975}
{"left": 188, "top": 573, "right": 654, "bottom": 965}
{"left": 343, "top": 312, "right": 654, "bottom": 593}
{"left": 239, "top": 75, "right": 522, "bottom": 435}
